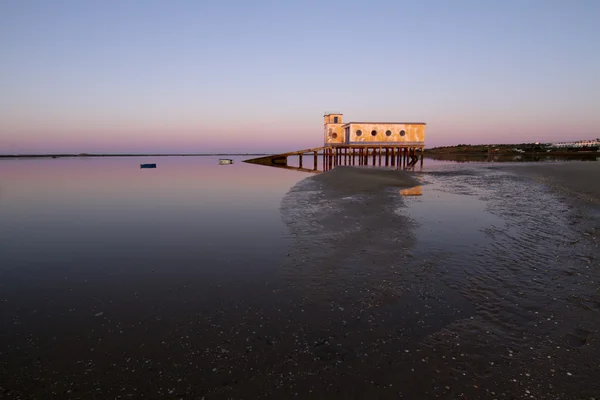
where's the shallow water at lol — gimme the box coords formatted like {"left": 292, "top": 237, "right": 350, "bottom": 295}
{"left": 400, "top": 164, "right": 600, "bottom": 398}
{"left": 1, "top": 156, "right": 599, "bottom": 399}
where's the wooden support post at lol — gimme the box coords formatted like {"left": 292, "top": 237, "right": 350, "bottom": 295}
{"left": 330, "top": 148, "right": 333, "bottom": 169}
{"left": 314, "top": 151, "right": 317, "bottom": 170}
{"left": 331, "top": 148, "right": 335, "bottom": 166}
{"left": 330, "top": 148, "right": 334, "bottom": 168}
{"left": 420, "top": 147, "right": 424, "bottom": 167}
{"left": 399, "top": 148, "right": 403, "bottom": 168}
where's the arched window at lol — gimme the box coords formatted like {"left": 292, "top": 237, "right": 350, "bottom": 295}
{"left": 399, "top": 130, "right": 406, "bottom": 137}
{"left": 385, "top": 130, "right": 392, "bottom": 137}
{"left": 356, "top": 130, "right": 362, "bottom": 136}
{"left": 371, "top": 130, "right": 377, "bottom": 136}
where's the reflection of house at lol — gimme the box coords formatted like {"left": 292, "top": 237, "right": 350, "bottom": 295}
{"left": 324, "top": 113, "right": 425, "bottom": 147}
{"left": 400, "top": 186, "right": 422, "bottom": 196}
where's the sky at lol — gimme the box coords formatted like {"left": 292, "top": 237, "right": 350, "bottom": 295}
{"left": 1, "top": 0, "right": 599, "bottom": 154}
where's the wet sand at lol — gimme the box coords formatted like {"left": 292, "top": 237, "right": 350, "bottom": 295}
{"left": 311, "top": 165, "right": 421, "bottom": 193}
{"left": 504, "top": 161, "right": 600, "bottom": 205}
{"left": 277, "top": 163, "right": 600, "bottom": 399}
{"left": 2, "top": 163, "right": 599, "bottom": 399}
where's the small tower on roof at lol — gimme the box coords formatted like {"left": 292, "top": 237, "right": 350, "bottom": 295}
{"left": 323, "top": 113, "right": 344, "bottom": 144}
{"left": 323, "top": 113, "right": 342, "bottom": 124}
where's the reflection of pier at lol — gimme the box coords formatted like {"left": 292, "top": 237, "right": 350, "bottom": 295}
{"left": 244, "top": 145, "right": 423, "bottom": 173}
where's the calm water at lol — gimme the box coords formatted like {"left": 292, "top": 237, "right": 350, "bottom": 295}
{"left": 0, "top": 156, "right": 309, "bottom": 398}
{"left": 1, "top": 156, "right": 599, "bottom": 399}
{"left": 0, "top": 156, "right": 299, "bottom": 280}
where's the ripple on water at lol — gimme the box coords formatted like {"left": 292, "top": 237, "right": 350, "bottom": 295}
{"left": 277, "top": 165, "right": 600, "bottom": 398}
{"left": 399, "top": 166, "right": 600, "bottom": 396}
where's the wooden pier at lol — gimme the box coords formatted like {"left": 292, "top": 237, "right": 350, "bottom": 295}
{"left": 244, "top": 145, "right": 424, "bottom": 173}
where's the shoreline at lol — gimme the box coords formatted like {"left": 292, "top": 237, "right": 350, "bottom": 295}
{"left": 0, "top": 153, "right": 270, "bottom": 158}
{"left": 276, "top": 162, "right": 600, "bottom": 398}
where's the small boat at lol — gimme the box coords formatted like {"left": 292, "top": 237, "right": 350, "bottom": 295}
{"left": 219, "top": 159, "right": 234, "bottom": 165}
{"left": 140, "top": 163, "right": 157, "bottom": 168}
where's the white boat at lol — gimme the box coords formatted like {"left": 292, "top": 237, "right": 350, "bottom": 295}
{"left": 219, "top": 159, "right": 234, "bottom": 165}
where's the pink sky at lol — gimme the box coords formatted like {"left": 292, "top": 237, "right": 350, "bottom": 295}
{"left": 1, "top": 1, "right": 598, "bottom": 154}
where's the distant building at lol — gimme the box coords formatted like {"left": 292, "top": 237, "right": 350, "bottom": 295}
{"left": 323, "top": 113, "right": 425, "bottom": 147}
{"left": 550, "top": 139, "right": 600, "bottom": 149}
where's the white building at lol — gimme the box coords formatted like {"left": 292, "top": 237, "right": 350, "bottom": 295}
{"left": 550, "top": 139, "right": 600, "bottom": 149}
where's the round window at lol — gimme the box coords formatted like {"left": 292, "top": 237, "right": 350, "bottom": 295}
{"left": 331, "top": 132, "right": 338, "bottom": 139}
{"left": 371, "top": 130, "right": 377, "bottom": 136}
{"left": 356, "top": 130, "right": 362, "bottom": 136}
{"left": 399, "top": 130, "right": 406, "bottom": 137}
{"left": 385, "top": 130, "right": 392, "bottom": 137}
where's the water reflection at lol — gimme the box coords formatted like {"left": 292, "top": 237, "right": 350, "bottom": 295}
{"left": 400, "top": 186, "right": 422, "bottom": 196}
{"left": 0, "top": 155, "right": 310, "bottom": 280}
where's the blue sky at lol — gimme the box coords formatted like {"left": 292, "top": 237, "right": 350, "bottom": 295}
{"left": 1, "top": 0, "right": 599, "bottom": 153}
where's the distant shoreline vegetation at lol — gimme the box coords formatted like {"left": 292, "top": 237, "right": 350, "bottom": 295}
{"left": 3, "top": 140, "right": 599, "bottom": 159}
{"left": 425, "top": 141, "right": 600, "bottom": 156}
